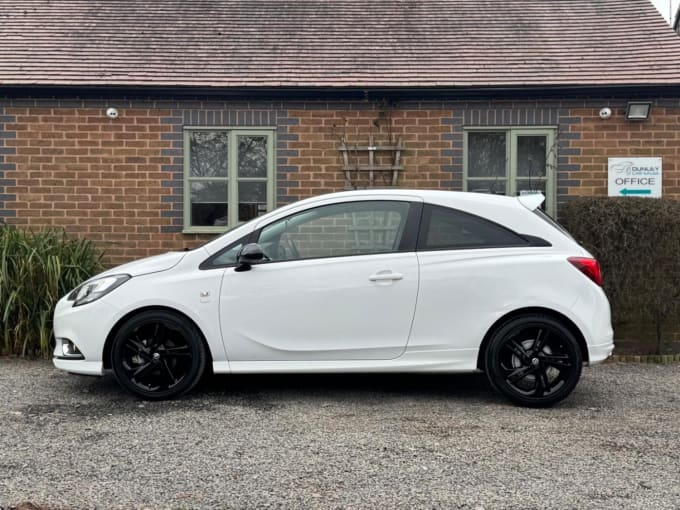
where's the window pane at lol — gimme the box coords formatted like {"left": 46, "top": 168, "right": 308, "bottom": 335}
{"left": 190, "top": 181, "right": 228, "bottom": 227}
{"left": 190, "top": 181, "right": 228, "bottom": 203}
{"left": 190, "top": 131, "right": 228, "bottom": 177}
{"left": 238, "top": 135, "right": 268, "bottom": 177}
{"left": 421, "top": 205, "right": 526, "bottom": 250}
{"left": 258, "top": 201, "right": 410, "bottom": 261}
{"left": 238, "top": 181, "right": 267, "bottom": 222}
{"left": 468, "top": 132, "right": 506, "bottom": 178}
{"left": 467, "top": 179, "right": 507, "bottom": 195}
{"left": 191, "top": 203, "right": 228, "bottom": 227}
{"left": 517, "top": 136, "right": 547, "bottom": 177}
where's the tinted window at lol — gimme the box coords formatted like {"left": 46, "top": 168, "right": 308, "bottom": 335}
{"left": 419, "top": 205, "right": 527, "bottom": 250}
{"left": 258, "top": 201, "right": 410, "bottom": 261}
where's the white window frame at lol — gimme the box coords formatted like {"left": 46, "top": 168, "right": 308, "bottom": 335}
{"left": 183, "top": 127, "right": 276, "bottom": 234}
{"left": 463, "top": 127, "right": 557, "bottom": 217}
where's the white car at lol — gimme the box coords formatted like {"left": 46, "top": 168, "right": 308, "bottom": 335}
{"left": 53, "top": 190, "right": 613, "bottom": 407}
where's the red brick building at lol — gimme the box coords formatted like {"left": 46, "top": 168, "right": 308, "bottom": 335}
{"left": 2, "top": 0, "right": 680, "bottom": 264}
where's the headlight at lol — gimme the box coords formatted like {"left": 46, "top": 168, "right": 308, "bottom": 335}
{"left": 68, "top": 274, "right": 131, "bottom": 307}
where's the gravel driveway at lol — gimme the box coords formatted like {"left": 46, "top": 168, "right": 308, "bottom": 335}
{"left": 1, "top": 359, "right": 679, "bottom": 509}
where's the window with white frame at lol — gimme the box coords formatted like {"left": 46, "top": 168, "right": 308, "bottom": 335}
{"left": 464, "top": 128, "right": 556, "bottom": 216}
{"left": 184, "top": 128, "right": 275, "bottom": 232}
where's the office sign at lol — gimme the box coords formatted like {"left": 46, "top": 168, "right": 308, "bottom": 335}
{"left": 608, "top": 158, "right": 662, "bottom": 198}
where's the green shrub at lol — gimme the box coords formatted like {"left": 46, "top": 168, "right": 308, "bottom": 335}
{"left": 0, "top": 226, "right": 103, "bottom": 357}
{"left": 560, "top": 197, "right": 680, "bottom": 354}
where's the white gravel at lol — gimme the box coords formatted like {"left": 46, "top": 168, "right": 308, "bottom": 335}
{"left": 1, "top": 359, "right": 679, "bottom": 509}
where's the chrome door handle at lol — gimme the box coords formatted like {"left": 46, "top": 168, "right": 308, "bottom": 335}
{"left": 369, "top": 271, "right": 403, "bottom": 282}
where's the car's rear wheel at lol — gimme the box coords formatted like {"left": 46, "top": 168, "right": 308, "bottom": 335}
{"left": 484, "top": 315, "right": 582, "bottom": 408}
{"left": 111, "top": 310, "right": 206, "bottom": 400}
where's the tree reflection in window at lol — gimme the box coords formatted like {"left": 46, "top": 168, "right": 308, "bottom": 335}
{"left": 238, "top": 136, "right": 268, "bottom": 222}
{"left": 190, "top": 132, "right": 228, "bottom": 177}
{"left": 467, "top": 132, "right": 506, "bottom": 195}
{"left": 238, "top": 136, "right": 267, "bottom": 178}
{"left": 189, "top": 132, "right": 229, "bottom": 227}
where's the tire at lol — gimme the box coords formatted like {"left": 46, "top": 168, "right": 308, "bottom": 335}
{"left": 111, "top": 310, "right": 207, "bottom": 400}
{"left": 484, "top": 314, "right": 583, "bottom": 408}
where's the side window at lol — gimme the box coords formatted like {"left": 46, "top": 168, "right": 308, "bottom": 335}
{"left": 258, "top": 201, "right": 411, "bottom": 261}
{"left": 419, "top": 205, "right": 527, "bottom": 250}
{"left": 200, "top": 236, "right": 249, "bottom": 269}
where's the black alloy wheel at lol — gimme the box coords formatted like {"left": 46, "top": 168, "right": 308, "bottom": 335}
{"left": 111, "top": 310, "right": 206, "bottom": 400}
{"left": 484, "top": 314, "right": 583, "bottom": 408}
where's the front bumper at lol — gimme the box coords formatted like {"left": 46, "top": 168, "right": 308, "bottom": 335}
{"left": 53, "top": 358, "right": 104, "bottom": 375}
{"left": 52, "top": 295, "right": 121, "bottom": 376}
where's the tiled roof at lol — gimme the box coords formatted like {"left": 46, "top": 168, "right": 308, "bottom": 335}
{"left": 2, "top": 0, "right": 680, "bottom": 89}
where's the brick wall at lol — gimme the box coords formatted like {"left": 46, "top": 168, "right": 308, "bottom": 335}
{"left": 0, "top": 105, "right": 17, "bottom": 220}
{"left": 0, "top": 101, "right": 283, "bottom": 264}
{"left": 0, "top": 105, "right": 200, "bottom": 264}
{"left": 281, "top": 106, "right": 456, "bottom": 200}
{"left": 0, "top": 96, "right": 679, "bottom": 265}
{"left": 560, "top": 103, "right": 680, "bottom": 197}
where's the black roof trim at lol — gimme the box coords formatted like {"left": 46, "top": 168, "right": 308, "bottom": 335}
{"left": 2, "top": 84, "right": 680, "bottom": 101}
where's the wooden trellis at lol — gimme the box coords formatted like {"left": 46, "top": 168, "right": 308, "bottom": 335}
{"left": 338, "top": 135, "right": 404, "bottom": 189}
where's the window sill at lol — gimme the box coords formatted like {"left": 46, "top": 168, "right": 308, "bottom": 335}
{"left": 182, "top": 227, "right": 229, "bottom": 235}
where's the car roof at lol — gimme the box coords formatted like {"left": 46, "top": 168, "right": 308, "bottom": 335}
{"left": 302, "top": 188, "right": 515, "bottom": 203}
{"left": 297, "top": 188, "right": 522, "bottom": 208}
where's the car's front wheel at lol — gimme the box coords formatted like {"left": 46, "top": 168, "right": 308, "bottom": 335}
{"left": 111, "top": 310, "right": 206, "bottom": 400}
{"left": 484, "top": 314, "right": 583, "bottom": 407}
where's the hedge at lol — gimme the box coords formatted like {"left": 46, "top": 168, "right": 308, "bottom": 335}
{"left": 0, "top": 226, "right": 103, "bottom": 357}
{"left": 560, "top": 197, "right": 680, "bottom": 354}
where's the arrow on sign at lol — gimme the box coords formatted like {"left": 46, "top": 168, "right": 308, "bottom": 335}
{"left": 620, "top": 188, "right": 652, "bottom": 196}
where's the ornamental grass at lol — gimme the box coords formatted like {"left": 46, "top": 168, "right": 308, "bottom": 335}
{"left": 0, "top": 225, "right": 102, "bottom": 357}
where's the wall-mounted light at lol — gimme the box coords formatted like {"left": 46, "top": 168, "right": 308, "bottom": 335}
{"left": 625, "top": 101, "right": 652, "bottom": 121}
{"left": 105, "top": 107, "right": 119, "bottom": 119}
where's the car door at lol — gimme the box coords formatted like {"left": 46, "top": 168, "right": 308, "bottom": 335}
{"left": 219, "top": 199, "right": 420, "bottom": 361}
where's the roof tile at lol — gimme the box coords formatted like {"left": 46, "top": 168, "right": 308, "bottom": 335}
{"left": 1, "top": 0, "right": 680, "bottom": 88}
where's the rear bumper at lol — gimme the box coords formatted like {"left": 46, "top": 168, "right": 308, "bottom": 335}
{"left": 568, "top": 280, "right": 614, "bottom": 366}
{"left": 588, "top": 336, "right": 615, "bottom": 365}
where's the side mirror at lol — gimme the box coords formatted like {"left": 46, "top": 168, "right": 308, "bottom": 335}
{"left": 235, "top": 243, "right": 267, "bottom": 271}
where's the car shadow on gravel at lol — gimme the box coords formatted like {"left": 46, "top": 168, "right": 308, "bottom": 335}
{"left": 198, "top": 371, "right": 498, "bottom": 404}
{"left": 54, "top": 369, "right": 498, "bottom": 408}
{"left": 43, "top": 367, "right": 604, "bottom": 417}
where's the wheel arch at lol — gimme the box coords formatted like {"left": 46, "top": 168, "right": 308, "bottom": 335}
{"left": 476, "top": 307, "right": 589, "bottom": 371}
{"left": 102, "top": 305, "right": 214, "bottom": 371}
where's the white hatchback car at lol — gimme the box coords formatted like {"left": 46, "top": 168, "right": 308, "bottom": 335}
{"left": 53, "top": 190, "right": 613, "bottom": 407}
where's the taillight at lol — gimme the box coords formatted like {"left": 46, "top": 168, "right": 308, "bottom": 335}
{"left": 568, "top": 257, "right": 602, "bottom": 286}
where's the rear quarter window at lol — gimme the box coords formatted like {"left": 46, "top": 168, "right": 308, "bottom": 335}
{"left": 418, "top": 204, "right": 529, "bottom": 250}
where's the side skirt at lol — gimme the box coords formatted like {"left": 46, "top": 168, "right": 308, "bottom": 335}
{"left": 212, "top": 348, "right": 479, "bottom": 374}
